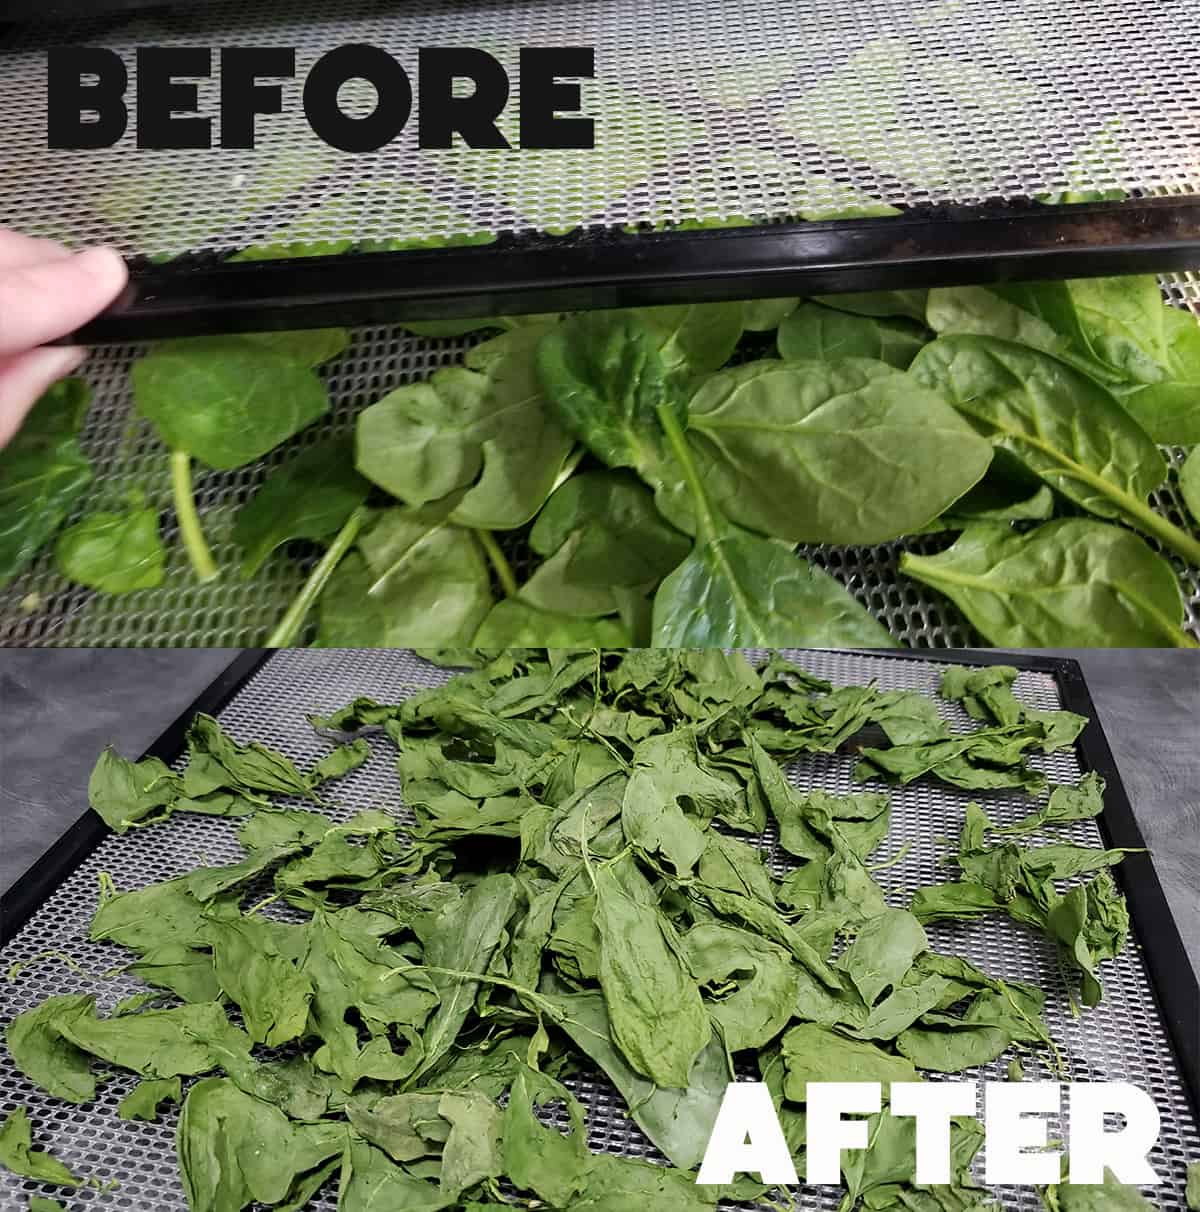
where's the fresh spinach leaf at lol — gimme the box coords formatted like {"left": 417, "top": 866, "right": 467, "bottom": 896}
{"left": 240, "top": 328, "right": 350, "bottom": 368}
{"left": 910, "top": 335, "right": 1200, "bottom": 566}
{"left": 1121, "top": 305, "right": 1200, "bottom": 443}
{"left": 778, "top": 303, "right": 927, "bottom": 368}
{"left": 535, "top": 310, "right": 679, "bottom": 477}
{"left": 522, "top": 470, "right": 690, "bottom": 618}
{"left": 0, "top": 378, "right": 92, "bottom": 587}
{"left": 1182, "top": 447, "right": 1200, "bottom": 528}
{"left": 682, "top": 358, "right": 991, "bottom": 544}
{"left": 817, "top": 289, "right": 928, "bottom": 321}
{"left": 317, "top": 506, "right": 493, "bottom": 648}
{"left": 54, "top": 490, "right": 165, "bottom": 593}
{"left": 928, "top": 278, "right": 1169, "bottom": 387}
{"left": 473, "top": 599, "right": 632, "bottom": 646}
{"left": 132, "top": 337, "right": 330, "bottom": 472}
{"left": 635, "top": 302, "right": 745, "bottom": 379}
{"left": 901, "top": 520, "right": 1192, "bottom": 647}
{"left": 743, "top": 297, "right": 800, "bottom": 331}
{"left": 652, "top": 524, "right": 896, "bottom": 647}
{"left": 234, "top": 440, "right": 371, "bottom": 577}
{"left": 357, "top": 324, "right": 573, "bottom": 530}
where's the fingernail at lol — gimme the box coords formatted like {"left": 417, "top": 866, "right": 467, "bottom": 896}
{"left": 48, "top": 344, "right": 86, "bottom": 375}
{"left": 74, "top": 245, "right": 128, "bottom": 284}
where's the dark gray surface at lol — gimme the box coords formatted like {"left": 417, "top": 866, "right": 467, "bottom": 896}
{"left": 0, "top": 650, "right": 239, "bottom": 896}
{"left": 1038, "top": 649, "right": 1200, "bottom": 977}
{"left": 0, "top": 648, "right": 1197, "bottom": 982}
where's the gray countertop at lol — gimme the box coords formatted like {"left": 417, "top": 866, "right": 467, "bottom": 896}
{"left": 1, "top": 647, "right": 1197, "bottom": 980}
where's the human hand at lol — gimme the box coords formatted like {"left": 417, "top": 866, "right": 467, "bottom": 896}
{"left": 0, "top": 230, "right": 128, "bottom": 449}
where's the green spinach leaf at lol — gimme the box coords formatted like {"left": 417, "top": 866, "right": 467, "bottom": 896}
{"left": 132, "top": 337, "right": 330, "bottom": 472}
{"left": 778, "top": 303, "right": 927, "bottom": 368}
{"left": 901, "top": 519, "right": 1192, "bottom": 647}
{"left": 652, "top": 524, "right": 896, "bottom": 647}
{"left": 118, "top": 1075, "right": 183, "bottom": 1121}
{"left": 55, "top": 490, "right": 165, "bottom": 593}
{"left": 910, "top": 335, "right": 1200, "bottom": 566}
{"left": 357, "top": 325, "right": 573, "bottom": 530}
{"left": 535, "top": 310, "right": 678, "bottom": 477}
{"left": 234, "top": 440, "right": 371, "bottom": 577}
{"left": 590, "top": 854, "right": 710, "bottom": 1088}
{"left": 682, "top": 358, "right": 991, "bottom": 544}
{"left": 1181, "top": 447, "right": 1200, "bottom": 528}
{"left": 0, "top": 378, "right": 92, "bottom": 587}
{"left": 473, "top": 599, "right": 631, "bottom": 646}
{"left": 0, "top": 1108, "right": 80, "bottom": 1187}
{"left": 317, "top": 506, "right": 492, "bottom": 648}
{"left": 1121, "top": 305, "right": 1200, "bottom": 443}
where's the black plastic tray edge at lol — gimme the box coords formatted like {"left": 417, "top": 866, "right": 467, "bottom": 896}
{"left": 1, "top": 645, "right": 1196, "bottom": 1128}
{"left": 64, "top": 196, "right": 1200, "bottom": 344}
{"left": 0, "top": 648, "right": 269, "bottom": 944}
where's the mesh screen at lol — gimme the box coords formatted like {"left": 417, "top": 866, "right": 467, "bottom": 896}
{"left": 0, "top": 648, "right": 1197, "bottom": 1209}
{"left": 1, "top": 293, "right": 1198, "bottom": 649}
{"left": 3, "top": 0, "right": 1200, "bottom": 254}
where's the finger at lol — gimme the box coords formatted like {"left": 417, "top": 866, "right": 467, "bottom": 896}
{"left": 0, "top": 246, "right": 128, "bottom": 355}
{"left": 0, "top": 228, "right": 73, "bottom": 270}
{"left": 0, "top": 346, "right": 86, "bottom": 449}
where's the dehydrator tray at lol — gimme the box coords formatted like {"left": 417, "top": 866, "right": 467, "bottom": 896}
{"left": 3, "top": 0, "right": 1200, "bottom": 336}
{"left": 0, "top": 647, "right": 1197, "bottom": 1210}
{"left": 2, "top": 292, "right": 1199, "bottom": 649}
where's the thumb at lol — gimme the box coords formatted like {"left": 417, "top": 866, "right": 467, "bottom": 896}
{"left": 0, "top": 246, "right": 128, "bottom": 355}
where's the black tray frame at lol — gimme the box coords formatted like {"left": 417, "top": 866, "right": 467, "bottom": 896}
{"left": 65, "top": 195, "right": 1200, "bottom": 343}
{"left": 1, "top": 646, "right": 1197, "bottom": 1125}
{"left": 1, "top": 0, "right": 227, "bottom": 19}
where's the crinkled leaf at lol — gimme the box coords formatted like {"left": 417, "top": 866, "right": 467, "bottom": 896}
{"left": 6, "top": 995, "right": 98, "bottom": 1104}
{"left": 118, "top": 1076, "right": 182, "bottom": 1121}
{"left": 177, "top": 1077, "right": 346, "bottom": 1212}
{"left": 88, "top": 747, "right": 181, "bottom": 832}
{"left": 0, "top": 1107, "right": 80, "bottom": 1187}
{"left": 591, "top": 854, "right": 709, "bottom": 1088}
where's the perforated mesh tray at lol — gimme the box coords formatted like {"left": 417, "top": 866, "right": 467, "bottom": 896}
{"left": 1, "top": 296, "right": 1198, "bottom": 649}
{"left": 1, "top": 648, "right": 1197, "bottom": 1209}
{"left": 3, "top": 0, "right": 1200, "bottom": 337}
{"left": 6, "top": 0, "right": 1200, "bottom": 251}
